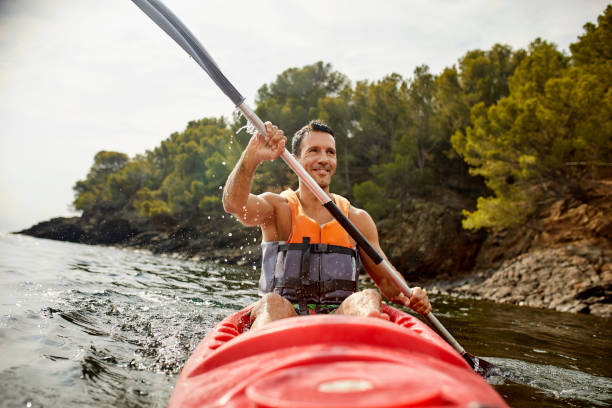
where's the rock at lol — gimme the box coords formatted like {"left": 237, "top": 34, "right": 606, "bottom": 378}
{"left": 17, "top": 217, "right": 86, "bottom": 243}
{"left": 445, "top": 244, "right": 612, "bottom": 317}
{"left": 377, "top": 195, "right": 485, "bottom": 281}
{"left": 95, "top": 218, "right": 137, "bottom": 244}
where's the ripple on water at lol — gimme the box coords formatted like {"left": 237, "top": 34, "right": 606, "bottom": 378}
{"left": 485, "top": 357, "right": 612, "bottom": 407}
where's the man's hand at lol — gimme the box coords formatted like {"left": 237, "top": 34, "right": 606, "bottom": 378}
{"left": 222, "top": 121, "right": 285, "bottom": 225}
{"left": 245, "top": 122, "right": 287, "bottom": 165}
{"left": 392, "top": 287, "right": 432, "bottom": 315}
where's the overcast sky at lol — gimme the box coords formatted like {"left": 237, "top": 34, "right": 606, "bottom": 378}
{"left": 0, "top": 0, "right": 607, "bottom": 233}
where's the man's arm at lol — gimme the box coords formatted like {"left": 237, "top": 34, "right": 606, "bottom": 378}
{"left": 222, "top": 122, "right": 286, "bottom": 226}
{"left": 350, "top": 207, "right": 432, "bottom": 315}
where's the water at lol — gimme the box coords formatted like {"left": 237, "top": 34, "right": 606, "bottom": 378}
{"left": 0, "top": 233, "right": 610, "bottom": 407}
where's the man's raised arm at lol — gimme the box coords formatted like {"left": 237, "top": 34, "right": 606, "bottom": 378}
{"left": 222, "top": 122, "right": 286, "bottom": 226}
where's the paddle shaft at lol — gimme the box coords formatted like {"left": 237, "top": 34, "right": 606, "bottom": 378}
{"left": 132, "top": 0, "right": 470, "bottom": 363}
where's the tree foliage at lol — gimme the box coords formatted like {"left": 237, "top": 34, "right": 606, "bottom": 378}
{"left": 73, "top": 118, "right": 239, "bottom": 222}
{"left": 452, "top": 6, "right": 612, "bottom": 230}
{"left": 73, "top": 6, "right": 610, "bottom": 233}
{"left": 73, "top": 151, "right": 130, "bottom": 213}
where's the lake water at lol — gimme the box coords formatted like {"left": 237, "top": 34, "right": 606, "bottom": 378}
{"left": 0, "top": 233, "right": 610, "bottom": 407}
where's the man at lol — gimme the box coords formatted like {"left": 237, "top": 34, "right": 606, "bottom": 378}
{"left": 223, "top": 120, "right": 431, "bottom": 329}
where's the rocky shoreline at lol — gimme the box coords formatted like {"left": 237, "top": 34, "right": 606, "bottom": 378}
{"left": 432, "top": 242, "right": 611, "bottom": 317}
{"left": 17, "top": 181, "right": 611, "bottom": 318}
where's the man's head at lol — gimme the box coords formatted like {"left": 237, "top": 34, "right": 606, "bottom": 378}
{"left": 292, "top": 120, "right": 335, "bottom": 157}
{"left": 292, "top": 120, "right": 337, "bottom": 189}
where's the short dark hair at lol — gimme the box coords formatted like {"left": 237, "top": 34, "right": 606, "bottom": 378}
{"left": 292, "top": 120, "right": 335, "bottom": 157}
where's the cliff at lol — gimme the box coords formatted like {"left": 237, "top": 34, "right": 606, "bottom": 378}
{"left": 432, "top": 179, "right": 612, "bottom": 317}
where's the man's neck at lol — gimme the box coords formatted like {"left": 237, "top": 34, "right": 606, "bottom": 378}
{"left": 296, "top": 183, "right": 331, "bottom": 208}
{"left": 296, "top": 183, "right": 338, "bottom": 225}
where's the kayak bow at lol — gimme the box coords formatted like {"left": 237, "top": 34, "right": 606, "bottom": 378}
{"left": 169, "top": 304, "right": 508, "bottom": 408}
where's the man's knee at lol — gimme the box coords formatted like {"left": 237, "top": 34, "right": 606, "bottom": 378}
{"left": 259, "top": 292, "right": 293, "bottom": 309}
{"left": 360, "top": 288, "right": 381, "bottom": 301}
{"left": 343, "top": 288, "right": 381, "bottom": 304}
{"left": 337, "top": 289, "right": 388, "bottom": 320}
{"left": 250, "top": 293, "right": 296, "bottom": 329}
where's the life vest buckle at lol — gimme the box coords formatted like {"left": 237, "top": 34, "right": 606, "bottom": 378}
{"left": 296, "top": 280, "right": 319, "bottom": 298}
{"left": 312, "top": 243, "right": 328, "bottom": 253}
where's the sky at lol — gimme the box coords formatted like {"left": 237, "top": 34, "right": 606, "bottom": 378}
{"left": 0, "top": 0, "right": 607, "bottom": 233}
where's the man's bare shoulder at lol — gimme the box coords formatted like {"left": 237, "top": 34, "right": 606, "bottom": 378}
{"left": 348, "top": 205, "right": 377, "bottom": 236}
{"left": 259, "top": 191, "right": 289, "bottom": 207}
{"left": 348, "top": 204, "right": 374, "bottom": 222}
{"left": 258, "top": 191, "right": 291, "bottom": 241}
{"left": 258, "top": 192, "right": 290, "bottom": 220}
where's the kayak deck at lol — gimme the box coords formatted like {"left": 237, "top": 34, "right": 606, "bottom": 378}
{"left": 169, "top": 304, "right": 508, "bottom": 408}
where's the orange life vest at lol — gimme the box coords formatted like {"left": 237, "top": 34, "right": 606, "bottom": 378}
{"left": 281, "top": 189, "right": 353, "bottom": 247}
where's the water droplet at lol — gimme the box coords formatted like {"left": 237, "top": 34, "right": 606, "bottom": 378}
{"left": 234, "top": 108, "right": 258, "bottom": 135}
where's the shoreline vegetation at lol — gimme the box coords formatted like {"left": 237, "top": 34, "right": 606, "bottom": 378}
{"left": 18, "top": 8, "right": 611, "bottom": 317}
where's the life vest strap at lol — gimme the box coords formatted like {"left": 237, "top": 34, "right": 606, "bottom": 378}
{"left": 274, "top": 279, "right": 358, "bottom": 302}
{"left": 297, "top": 237, "right": 311, "bottom": 314}
{"left": 275, "top": 278, "right": 320, "bottom": 298}
{"left": 278, "top": 243, "right": 356, "bottom": 257}
{"left": 320, "top": 279, "right": 358, "bottom": 294}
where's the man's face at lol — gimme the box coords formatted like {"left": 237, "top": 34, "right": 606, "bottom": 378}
{"left": 296, "top": 131, "right": 337, "bottom": 189}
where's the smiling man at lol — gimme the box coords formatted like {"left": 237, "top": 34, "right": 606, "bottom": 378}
{"left": 223, "top": 120, "right": 431, "bottom": 329}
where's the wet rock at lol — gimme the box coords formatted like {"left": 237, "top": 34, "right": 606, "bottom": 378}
{"left": 96, "top": 218, "right": 137, "bottom": 244}
{"left": 17, "top": 217, "right": 86, "bottom": 243}
{"left": 377, "top": 195, "right": 485, "bottom": 281}
{"left": 444, "top": 244, "right": 612, "bottom": 317}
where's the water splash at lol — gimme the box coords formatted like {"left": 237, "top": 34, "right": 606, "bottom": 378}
{"left": 234, "top": 108, "right": 259, "bottom": 136}
{"left": 484, "top": 357, "right": 612, "bottom": 406}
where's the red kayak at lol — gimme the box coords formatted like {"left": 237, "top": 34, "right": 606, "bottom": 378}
{"left": 169, "top": 304, "right": 508, "bottom": 408}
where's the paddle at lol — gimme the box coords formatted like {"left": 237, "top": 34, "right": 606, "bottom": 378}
{"left": 131, "top": 0, "right": 503, "bottom": 378}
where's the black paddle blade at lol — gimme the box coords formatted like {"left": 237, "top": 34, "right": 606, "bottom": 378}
{"left": 463, "top": 352, "right": 506, "bottom": 378}
{"left": 464, "top": 352, "right": 525, "bottom": 382}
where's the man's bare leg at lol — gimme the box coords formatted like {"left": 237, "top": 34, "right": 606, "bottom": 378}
{"left": 335, "top": 289, "right": 390, "bottom": 320}
{"left": 250, "top": 293, "right": 297, "bottom": 330}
